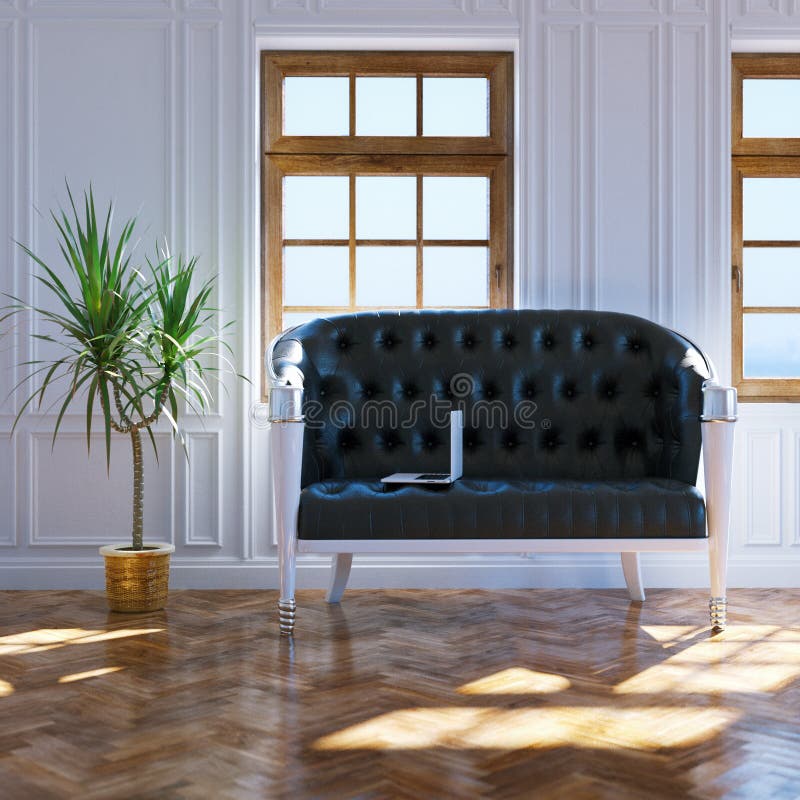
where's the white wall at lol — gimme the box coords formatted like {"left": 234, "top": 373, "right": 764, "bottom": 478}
{"left": 0, "top": 0, "right": 798, "bottom": 590}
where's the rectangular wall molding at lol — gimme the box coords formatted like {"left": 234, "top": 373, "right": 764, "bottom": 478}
{"left": 0, "top": 436, "right": 16, "bottom": 546}
{"left": 28, "top": 431, "right": 175, "bottom": 546}
{"left": 0, "top": 19, "right": 17, "bottom": 417}
{"left": 744, "top": 429, "right": 782, "bottom": 546}
{"left": 28, "top": 18, "right": 176, "bottom": 380}
{"left": 183, "top": 431, "right": 223, "bottom": 546}
{"left": 593, "top": 23, "right": 659, "bottom": 321}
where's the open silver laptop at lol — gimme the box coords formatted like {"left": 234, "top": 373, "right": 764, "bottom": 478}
{"left": 381, "top": 410, "right": 463, "bottom": 485}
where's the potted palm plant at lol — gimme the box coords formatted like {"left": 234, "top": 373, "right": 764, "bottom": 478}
{"left": 3, "top": 185, "right": 241, "bottom": 612}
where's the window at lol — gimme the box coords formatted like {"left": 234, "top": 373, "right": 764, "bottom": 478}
{"left": 732, "top": 54, "right": 800, "bottom": 400}
{"left": 261, "top": 51, "right": 514, "bottom": 376}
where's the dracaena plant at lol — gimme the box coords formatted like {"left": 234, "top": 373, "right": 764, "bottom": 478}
{"left": 2, "top": 185, "right": 239, "bottom": 551}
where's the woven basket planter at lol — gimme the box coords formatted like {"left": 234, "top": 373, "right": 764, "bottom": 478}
{"left": 99, "top": 543, "right": 175, "bottom": 612}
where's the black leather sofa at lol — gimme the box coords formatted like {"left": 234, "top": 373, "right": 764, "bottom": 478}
{"left": 268, "top": 310, "right": 737, "bottom": 636}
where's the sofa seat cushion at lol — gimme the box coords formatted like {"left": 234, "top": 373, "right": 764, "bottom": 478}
{"left": 298, "top": 478, "right": 706, "bottom": 541}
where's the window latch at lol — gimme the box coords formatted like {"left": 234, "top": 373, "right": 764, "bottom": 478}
{"left": 732, "top": 265, "right": 741, "bottom": 293}
{"left": 495, "top": 264, "right": 502, "bottom": 289}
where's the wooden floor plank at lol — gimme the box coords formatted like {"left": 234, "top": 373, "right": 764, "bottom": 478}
{"left": 0, "top": 589, "right": 798, "bottom": 799}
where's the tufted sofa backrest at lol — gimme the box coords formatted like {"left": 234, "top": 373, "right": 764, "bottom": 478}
{"left": 272, "top": 310, "right": 711, "bottom": 489}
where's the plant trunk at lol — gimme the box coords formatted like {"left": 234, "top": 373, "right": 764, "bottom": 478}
{"left": 131, "top": 427, "right": 144, "bottom": 550}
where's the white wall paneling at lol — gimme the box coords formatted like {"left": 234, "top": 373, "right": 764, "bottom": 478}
{"left": 744, "top": 430, "right": 782, "bottom": 546}
{"left": 29, "top": 17, "right": 176, "bottom": 370}
{"left": 2, "top": 0, "right": 800, "bottom": 588}
{"left": 183, "top": 16, "right": 224, "bottom": 413}
{"left": 252, "top": 0, "right": 522, "bottom": 36}
{"left": 182, "top": 430, "right": 223, "bottom": 547}
{"left": 669, "top": 23, "right": 707, "bottom": 342}
{"left": 0, "top": 19, "right": 17, "bottom": 419}
{"left": 27, "top": 430, "right": 174, "bottom": 546}
{"left": 0, "top": 437, "right": 16, "bottom": 546}
{"left": 794, "top": 432, "right": 800, "bottom": 547}
{"left": 594, "top": 0, "right": 662, "bottom": 13}
{"left": 544, "top": 23, "right": 582, "bottom": 308}
{"left": 595, "top": 23, "right": 660, "bottom": 320}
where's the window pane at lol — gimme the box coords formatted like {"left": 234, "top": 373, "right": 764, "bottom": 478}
{"left": 284, "top": 176, "right": 349, "bottom": 239}
{"left": 423, "top": 177, "right": 489, "bottom": 240}
{"left": 744, "top": 248, "right": 800, "bottom": 306}
{"left": 356, "top": 247, "right": 416, "bottom": 306}
{"left": 744, "top": 313, "right": 800, "bottom": 377}
{"left": 282, "top": 311, "right": 324, "bottom": 329}
{"left": 356, "top": 77, "right": 416, "bottom": 136}
{"left": 423, "top": 77, "right": 489, "bottom": 137}
{"left": 423, "top": 247, "right": 488, "bottom": 306}
{"left": 743, "top": 79, "right": 800, "bottom": 138}
{"left": 743, "top": 178, "right": 800, "bottom": 241}
{"left": 284, "top": 77, "right": 349, "bottom": 136}
{"left": 356, "top": 176, "right": 416, "bottom": 239}
{"left": 284, "top": 246, "right": 349, "bottom": 306}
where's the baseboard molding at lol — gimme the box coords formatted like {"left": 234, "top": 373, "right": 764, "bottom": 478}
{"left": 1, "top": 553, "right": 798, "bottom": 590}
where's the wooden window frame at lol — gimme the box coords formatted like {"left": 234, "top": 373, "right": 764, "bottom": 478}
{"left": 260, "top": 50, "right": 514, "bottom": 398}
{"left": 731, "top": 54, "right": 800, "bottom": 401}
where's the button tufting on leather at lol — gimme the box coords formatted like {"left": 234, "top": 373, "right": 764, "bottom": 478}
{"left": 542, "top": 431, "right": 560, "bottom": 450}
{"left": 581, "top": 429, "right": 599, "bottom": 450}
{"left": 282, "top": 310, "right": 707, "bottom": 492}
{"left": 338, "top": 431, "right": 359, "bottom": 450}
{"left": 382, "top": 432, "right": 401, "bottom": 450}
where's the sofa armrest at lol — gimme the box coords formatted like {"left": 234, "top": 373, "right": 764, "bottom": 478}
{"left": 701, "top": 381, "right": 738, "bottom": 423}
{"left": 267, "top": 328, "right": 304, "bottom": 423}
{"left": 267, "top": 328, "right": 306, "bottom": 635}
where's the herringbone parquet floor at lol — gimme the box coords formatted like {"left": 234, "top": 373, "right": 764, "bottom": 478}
{"left": 0, "top": 589, "right": 798, "bottom": 799}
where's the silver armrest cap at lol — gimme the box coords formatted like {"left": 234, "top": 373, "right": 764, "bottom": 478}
{"left": 701, "top": 383, "right": 737, "bottom": 422}
{"left": 268, "top": 385, "right": 304, "bottom": 423}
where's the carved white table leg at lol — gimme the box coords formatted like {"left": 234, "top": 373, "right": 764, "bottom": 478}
{"left": 326, "top": 553, "right": 353, "bottom": 604}
{"left": 621, "top": 552, "right": 645, "bottom": 602}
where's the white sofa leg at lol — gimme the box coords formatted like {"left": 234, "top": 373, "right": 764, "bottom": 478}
{"left": 702, "top": 383, "right": 737, "bottom": 632}
{"left": 621, "top": 552, "right": 645, "bottom": 602}
{"left": 326, "top": 554, "right": 353, "bottom": 604}
{"left": 270, "top": 386, "right": 305, "bottom": 637}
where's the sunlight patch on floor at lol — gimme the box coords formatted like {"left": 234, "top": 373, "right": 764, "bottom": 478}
{"left": 0, "top": 679, "right": 13, "bottom": 697}
{"left": 58, "top": 666, "right": 124, "bottom": 684}
{"left": 0, "top": 628, "right": 164, "bottom": 656}
{"left": 458, "top": 668, "right": 570, "bottom": 695}
{"left": 640, "top": 625, "right": 701, "bottom": 644}
{"left": 618, "top": 625, "right": 800, "bottom": 694}
{"left": 313, "top": 706, "right": 739, "bottom": 751}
